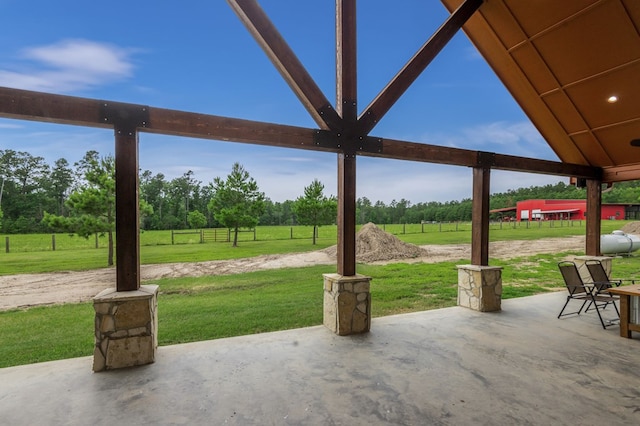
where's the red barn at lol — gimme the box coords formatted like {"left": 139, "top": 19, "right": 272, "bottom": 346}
{"left": 515, "top": 200, "right": 632, "bottom": 221}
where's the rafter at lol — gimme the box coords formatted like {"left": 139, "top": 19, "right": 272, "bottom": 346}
{"left": 358, "top": 0, "right": 483, "bottom": 135}
{"left": 227, "top": 0, "right": 342, "bottom": 131}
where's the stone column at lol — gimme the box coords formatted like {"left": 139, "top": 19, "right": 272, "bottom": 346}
{"left": 572, "top": 255, "right": 613, "bottom": 284}
{"left": 457, "top": 265, "right": 502, "bottom": 312}
{"left": 323, "top": 273, "right": 371, "bottom": 335}
{"left": 93, "top": 285, "right": 159, "bottom": 372}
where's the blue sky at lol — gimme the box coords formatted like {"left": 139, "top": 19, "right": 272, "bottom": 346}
{"left": 0, "top": 0, "right": 563, "bottom": 203}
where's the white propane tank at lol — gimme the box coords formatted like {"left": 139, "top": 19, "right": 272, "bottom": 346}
{"left": 600, "top": 230, "right": 640, "bottom": 255}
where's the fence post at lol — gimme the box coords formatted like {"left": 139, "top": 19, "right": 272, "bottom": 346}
{"left": 95, "top": 232, "right": 99, "bottom": 248}
{"left": 290, "top": 227, "right": 293, "bottom": 239}
{"left": 439, "top": 222, "right": 442, "bottom": 232}
{"left": 227, "top": 228, "right": 231, "bottom": 242}
{"left": 52, "top": 234, "right": 56, "bottom": 251}
{"left": 5, "top": 236, "right": 8, "bottom": 253}
{"left": 403, "top": 223, "right": 406, "bottom": 234}
{"left": 171, "top": 230, "right": 175, "bottom": 245}
{"left": 254, "top": 228, "right": 256, "bottom": 241}
{"left": 200, "top": 229, "right": 204, "bottom": 243}
{"left": 421, "top": 222, "right": 424, "bottom": 233}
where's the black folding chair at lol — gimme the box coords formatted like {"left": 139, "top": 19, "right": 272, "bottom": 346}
{"left": 557, "top": 261, "right": 619, "bottom": 329}
{"left": 585, "top": 259, "right": 635, "bottom": 288}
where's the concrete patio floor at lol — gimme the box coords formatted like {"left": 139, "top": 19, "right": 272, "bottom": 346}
{"left": 1, "top": 291, "right": 639, "bottom": 425}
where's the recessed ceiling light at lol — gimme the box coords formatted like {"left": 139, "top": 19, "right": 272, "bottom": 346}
{"left": 607, "top": 95, "right": 618, "bottom": 103}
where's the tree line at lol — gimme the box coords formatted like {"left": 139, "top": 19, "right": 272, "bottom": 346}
{"left": 2, "top": 149, "right": 640, "bottom": 237}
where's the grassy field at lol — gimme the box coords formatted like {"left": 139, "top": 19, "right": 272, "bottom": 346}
{"left": 0, "top": 219, "right": 610, "bottom": 254}
{"left": 0, "top": 220, "right": 628, "bottom": 275}
{"left": 0, "top": 220, "right": 639, "bottom": 368}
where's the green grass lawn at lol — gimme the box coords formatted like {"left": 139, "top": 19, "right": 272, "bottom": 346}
{"left": 1, "top": 221, "right": 639, "bottom": 368}
{"left": 0, "top": 220, "right": 630, "bottom": 275}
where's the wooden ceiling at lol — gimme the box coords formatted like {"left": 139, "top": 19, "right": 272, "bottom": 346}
{"left": 442, "top": 0, "right": 640, "bottom": 183}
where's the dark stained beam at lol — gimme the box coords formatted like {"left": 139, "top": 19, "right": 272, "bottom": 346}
{"left": 358, "top": 0, "right": 483, "bottom": 134}
{"left": 471, "top": 166, "right": 490, "bottom": 265}
{"left": 114, "top": 126, "right": 141, "bottom": 291}
{"left": 0, "top": 87, "right": 601, "bottom": 179}
{"left": 147, "top": 108, "right": 327, "bottom": 152}
{"left": 337, "top": 153, "right": 357, "bottom": 275}
{"left": 335, "top": 0, "right": 358, "bottom": 276}
{"left": 336, "top": 0, "right": 357, "bottom": 123}
{"left": 364, "top": 137, "right": 601, "bottom": 179}
{"left": 226, "top": 0, "right": 342, "bottom": 131}
{"left": 0, "top": 86, "right": 107, "bottom": 127}
{"left": 585, "top": 178, "right": 602, "bottom": 256}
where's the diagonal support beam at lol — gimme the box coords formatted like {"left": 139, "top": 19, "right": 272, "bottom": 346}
{"left": 227, "top": 0, "right": 342, "bottom": 131}
{"left": 358, "top": 0, "right": 483, "bottom": 134}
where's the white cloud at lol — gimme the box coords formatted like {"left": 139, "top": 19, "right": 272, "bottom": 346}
{"left": 419, "top": 120, "right": 557, "bottom": 160}
{"left": 0, "top": 39, "right": 135, "bottom": 93}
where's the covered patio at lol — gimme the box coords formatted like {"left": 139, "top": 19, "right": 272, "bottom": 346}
{"left": 1, "top": 1, "right": 640, "bottom": 421}
{"left": 1, "top": 292, "right": 639, "bottom": 425}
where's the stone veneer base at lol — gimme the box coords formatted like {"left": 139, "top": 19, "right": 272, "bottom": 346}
{"left": 572, "top": 255, "right": 613, "bottom": 284}
{"left": 457, "top": 265, "right": 502, "bottom": 312}
{"left": 93, "top": 285, "right": 159, "bottom": 372}
{"left": 323, "top": 274, "right": 371, "bottom": 335}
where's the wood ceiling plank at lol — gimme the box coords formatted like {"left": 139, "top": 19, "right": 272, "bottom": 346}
{"left": 564, "top": 61, "right": 640, "bottom": 129}
{"left": 593, "top": 121, "right": 640, "bottom": 164}
{"left": 532, "top": 0, "right": 640, "bottom": 86}
{"left": 504, "top": 0, "right": 599, "bottom": 38}
{"left": 541, "top": 91, "right": 589, "bottom": 135}
{"left": 509, "top": 43, "right": 559, "bottom": 95}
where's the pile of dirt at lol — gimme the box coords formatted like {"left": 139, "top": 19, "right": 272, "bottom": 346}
{"left": 621, "top": 222, "right": 640, "bottom": 235}
{"left": 324, "top": 222, "right": 428, "bottom": 263}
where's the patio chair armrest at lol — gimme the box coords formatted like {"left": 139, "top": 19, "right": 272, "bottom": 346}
{"left": 592, "top": 281, "right": 614, "bottom": 291}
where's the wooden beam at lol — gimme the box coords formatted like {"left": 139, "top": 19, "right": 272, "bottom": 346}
{"left": 365, "top": 137, "right": 601, "bottom": 179}
{"left": 585, "top": 178, "right": 602, "bottom": 256}
{"left": 114, "top": 126, "right": 141, "bottom": 291}
{"left": 147, "top": 107, "right": 326, "bottom": 152}
{"left": 336, "top": 0, "right": 357, "bottom": 123}
{"left": 358, "top": 0, "right": 483, "bottom": 134}
{"left": 337, "top": 152, "right": 357, "bottom": 276}
{"left": 0, "top": 86, "right": 107, "bottom": 127}
{"left": 0, "top": 87, "right": 602, "bottom": 179}
{"left": 226, "top": 0, "right": 342, "bottom": 131}
{"left": 471, "top": 167, "right": 490, "bottom": 265}
{"left": 336, "top": 0, "right": 358, "bottom": 277}
{"left": 602, "top": 163, "right": 640, "bottom": 182}
{"left": 0, "top": 87, "right": 329, "bottom": 152}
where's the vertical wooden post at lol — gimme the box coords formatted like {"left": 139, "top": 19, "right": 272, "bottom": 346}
{"left": 337, "top": 154, "right": 357, "bottom": 275}
{"left": 114, "top": 125, "right": 141, "bottom": 292}
{"left": 471, "top": 166, "right": 491, "bottom": 266}
{"left": 336, "top": 0, "right": 357, "bottom": 277}
{"left": 52, "top": 234, "right": 56, "bottom": 251}
{"left": 586, "top": 178, "right": 602, "bottom": 256}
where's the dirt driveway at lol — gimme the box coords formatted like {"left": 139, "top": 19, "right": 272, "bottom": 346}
{"left": 0, "top": 236, "right": 584, "bottom": 311}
